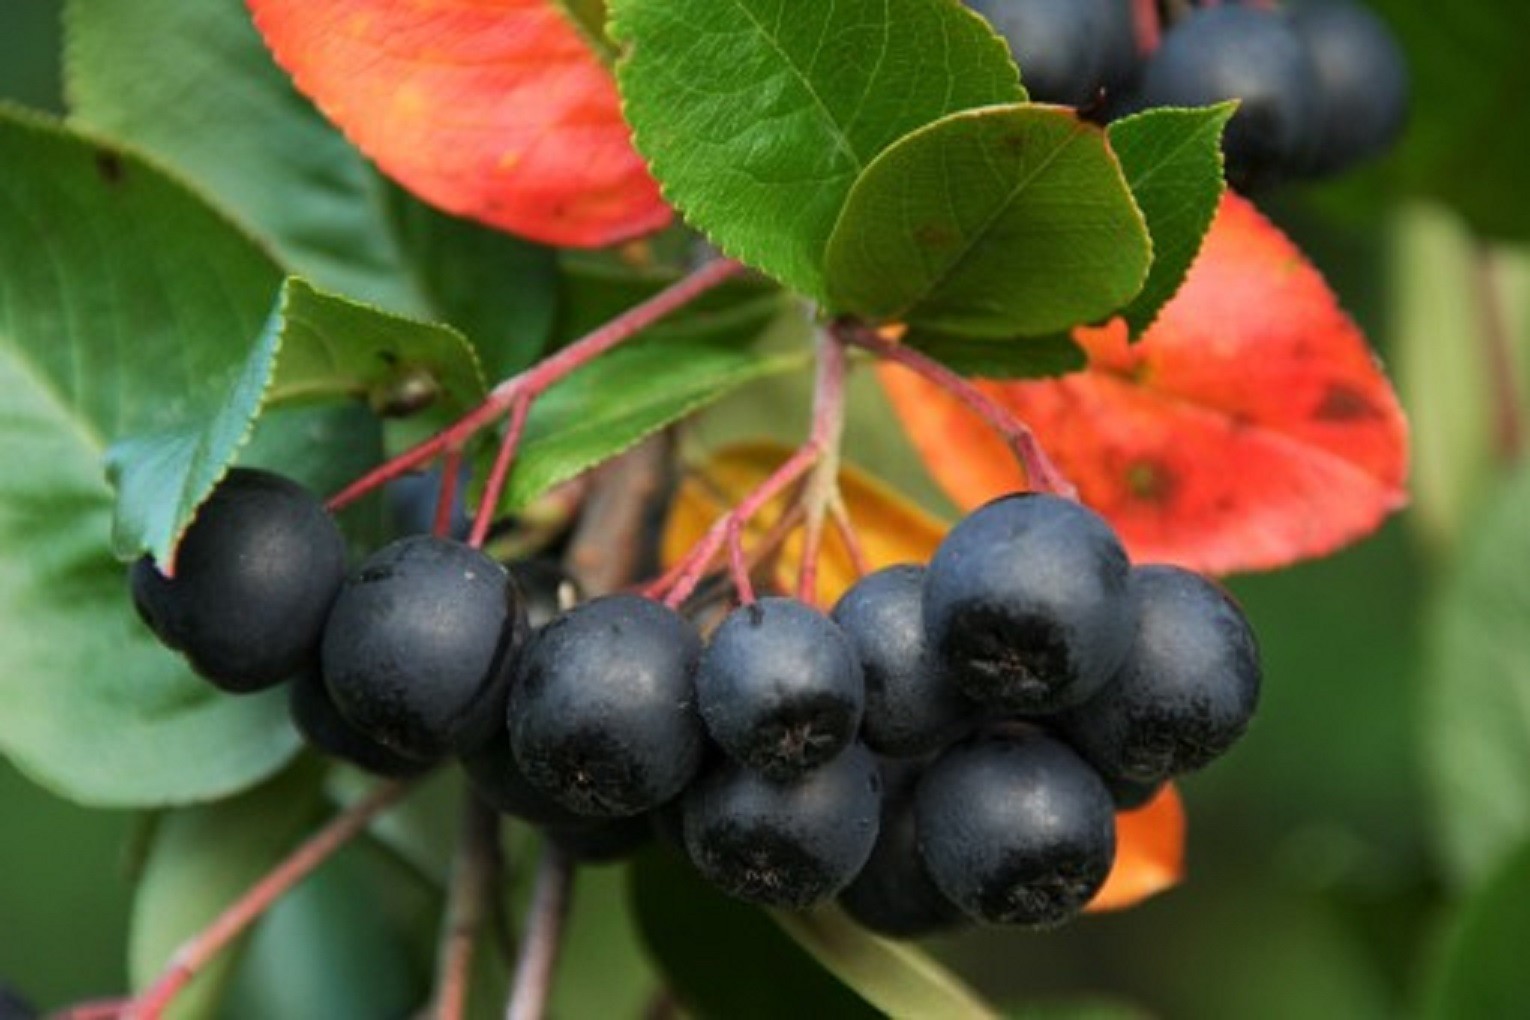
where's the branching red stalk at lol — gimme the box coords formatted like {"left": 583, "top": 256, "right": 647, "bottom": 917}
{"left": 1131, "top": 0, "right": 1161, "bottom": 55}
{"left": 504, "top": 842, "right": 576, "bottom": 1020}
{"left": 468, "top": 394, "right": 532, "bottom": 548}
{"left": 325, "top": 258, "right": 744, "bottom": 514}
{"left": 835, "top": 322, "right": 1076, "bottom": 500}
{"left": 829, "top": 497, "right": 871, "bottom": 580}
{"left": 60, "top": 781, "right": 410, "bottom": 1020}
{"left": 794, "top": 335, "right": 849, "bottom": 604}
{"left": 434, "top": 447, "right": 465, "bottom": 538}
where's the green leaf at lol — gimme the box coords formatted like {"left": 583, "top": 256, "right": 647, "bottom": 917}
{"left": 555, "top": 865, "right": 660, "bottom": 1018}
{"left": 628, "top": 848, "right": 879, "bottom": 1019}
{"left": 824, "top": 105, "right": 1151, "bottom": 337}
{"left": 107, "top": 277, "right": 486, "bottom": 566}
{"left": 1108, "top": 104, "right": 1233, "bottom": 336}
{"left": 609, "top": 0, "right": 1023, "bottom": 300}
{"left": 906, "top": 329, "right": 1086, "bottom": 380}
{"left": 0, "top": 106, "right": 308, "bottom": 805}
{"left": 773, "top": 908, "right": 1000, "bottom": 1020}
{"left": 1422, "top": 461, "right": 1530, "bottom": 884}
{"left": 64, "top": 0, "right": 429, "bottom": 313}
{"left": 1423, "top": 838, "right": 1530, "bottom": 1018}
{"left": 502, "top": 309, "right": 810, "bottom": 509}
{"left": 383, "top": 185, "right": 560, "bottom": 380}
{"left": 130, "top": 763, "right": 326, "bottom": 1019}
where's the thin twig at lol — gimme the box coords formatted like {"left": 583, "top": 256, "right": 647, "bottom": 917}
{"left": 468, "top": 394, "right": 532, "bottom": 548}
{"left": 829, "top": 496, "right": 871, "bottom": 580}
{"left": 434, "top": 447, "right": 465, "bottom": 538}
{"left": 430, "top": 796, "right": 502, "bottom": 1020}
{"left": 326, "top": 259, "right": 743, "bottom": 512}
{"left": 504, "top": 842, "right": 576, "bottom": 1020}
{"left": 795, "top": 333, "right": 849, "bottom": 604}
{"left": 837, "top": 321, "right": 1076, "bottom": 499}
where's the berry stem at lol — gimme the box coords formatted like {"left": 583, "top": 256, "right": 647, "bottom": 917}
{"left": 1132, "top": 0, "right": 1161, "bottom": 55}
{"left": 434, "top": 447, "right": 465, "bottom": 538}
{"left": 326, "top": 259, "right": 744, "bottom": 514}
{"left": 795, "top": 331, "right": 850, "bottom": 604}
{"left": 468, "top": 394, "right": 532, "bottom": 548}
{"left": 430, "top": 796, "right": 501, "bottom": 1020}
{"left": 829, "top": 496, "right": 871, "bottom": 579}
{"left": 835, "top": 321, "right": 1077, "bottom": 499}
{"left": 63, "top": 781, "right": 411, "bottom": 1020}
{"left": 504, "top": 841, "right": 576, "bottom": 1020}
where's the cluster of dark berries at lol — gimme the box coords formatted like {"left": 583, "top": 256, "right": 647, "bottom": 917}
{"left": 129, "top": 470, "right": 1261, "bottom": 935}
{"left": 968, "top": 0, "right": 1409, "bottom": 190}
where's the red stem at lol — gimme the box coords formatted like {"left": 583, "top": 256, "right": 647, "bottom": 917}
{"left": 836, "top": 323, "right": 1076, "bottom": 499}
{"left": 326, "top": 259, "right": 744, "bottom": 513}
{"left": 59, "top": 782, "right": 410, "bottom": 1020}
{"left": 830, "top": 499, "right": 871, "bottom": 580}
{"left": 1131, "top": 0, "right": 1161, "bottom": 55}
{"left": 505, "top": 841, "right": 576, "bottom": 1020}
{"left": 468, "top": 394, "right": 531, "bottom": 548}
{"left": 433, "top": 447, "right": 465, "bottom": 538}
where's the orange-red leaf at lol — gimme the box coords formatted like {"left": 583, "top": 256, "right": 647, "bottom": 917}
{"left": 248, "top": 0, "right": 670, "bottom": 248}
{"left": 1087, "top": 783, "right": 1185, "bottom": 913}
{"left": 879, "top": 193, "right": 1409, "bottom": 574}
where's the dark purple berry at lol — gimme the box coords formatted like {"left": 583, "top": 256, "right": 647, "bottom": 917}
{"left": 130, "top": 468, "right": 346, "bottom": 692}
{"left": 915, "top": 730, "right": 1116, "bottom": 926}
{"left": 509, "top": 595, "right": 705, "bottom": 818}
{"left": 967, "top": 0, "right": 1139, "bottom": 106}
{"left": 1058, "top": 565, "right": 1261, "bottom": 784}
{"left": 288, "top": 670, "right": 432, "bottom": 778}
{"left": 321, "top": 536, "right": 527, "bottom": 761}
{"left": 1290, "top": 0, "right": 1409, "bottom": 175}
{"left": 831, "top": 565, "right": 976, "bottom": 757}
{"left": 923, "top": 493, "right": 1135, "bottom": 716}
{"left": 683, "top": 743, "right": 882, "bottom": 908}
{"left": 696, "top": 597, "right": 864, "bottom": 781}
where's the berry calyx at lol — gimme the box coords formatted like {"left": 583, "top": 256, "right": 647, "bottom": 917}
{"left": 130, "top": 467, "right": 346, "bottom": 692}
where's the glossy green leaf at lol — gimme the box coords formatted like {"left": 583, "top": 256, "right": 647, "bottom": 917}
{"left": 906, "top": 329, "right": 1085, "bottom": 380}
{"left": 628, "top": 848, "right": 878, "bottom": 1019}
{"left": 107, "top": 277, "right": 484, "bottom": 567}
{"left": 609, "top": 0, "right": 1023, "bottom": 300}
{"left": 1422, "top": 461, "right": 1530, "bottom": 883}
{"left": 774, "top": 908, "right": 1000, "bottom": 1020}
{"left": 64, "top": 0, "right": 427, "bottom": 313}
{"left": 1424, "top": 837, "right": 1530, "bottom": 1018}
{"left": 1108, "top": 104, "right": 1233, "bottom": 336}
{"left": 0, "top": 106, "right": 309, "bottom": 806}
{"left": 824, "top": 104, "right": 1151, "bottom": 337}
{"left": 501, "top": 308, "right": 810, "bottom": 509}
{"left": 130, "top": 764, "right": 326, "bottom": 1019}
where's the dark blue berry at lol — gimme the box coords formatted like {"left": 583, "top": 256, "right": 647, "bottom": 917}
{"left": 509, "top": 595, "right": 705, "bottom": 818}
{"left": 288, "top": 670, "right": 432, "bottom": 778}
{"left": 1058, "top": 565, "right": 1261, "bottom": 784}
{"left": 321, "top": 535, "right": 526, "bottom": 761}
{"left": 923, "top": 493, "right": 1135, "bottom": 715}
{"left": 683, "top": 742, "right": 882, "bottom": 908}
{"left": 696, "top": 597, "right": 864, "bottom": 781}
{"left": 461, "top": 728, "right": 589, "bottom": 827}
{"left": 968, "top": 0, "right": 1138, "bottom": 106}
{"left": 831, "top": 565, "right": 976, "bottom": 757}
{"left": 915, "top": 730, "right": 1116, "bottom": 926}
{"left": 130, "top": 468, "right": 346, "bottom": 692}
{"left": 1290, "top": 0, "right": 1409, "bottom": 175}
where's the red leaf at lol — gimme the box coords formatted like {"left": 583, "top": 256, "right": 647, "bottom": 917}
{"left": 879, "top": 194, "right": 1409, "bottom": 574}
{"left": 1087, "top": 783, "right": 1185, "bottom": 913}
{"left": 248, "top": 0, "right": 670, "bottom": 248}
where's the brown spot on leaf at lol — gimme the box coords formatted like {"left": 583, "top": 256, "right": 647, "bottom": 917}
{"left": 914, "top": 222, "right": 957, "bottom": 250}
{"left": 95, "top": 149, "right": 125, "bottom": 185}
{"left": 1315, "top": 383, "right": 1381, "bottom": 422}
{"left": 1125, "top": 459, "right": 1178, "bottom": 505}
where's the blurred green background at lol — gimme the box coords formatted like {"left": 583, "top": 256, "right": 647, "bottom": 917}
{"left": 3, "top": 0, "right": 1529, "bottom": 1016}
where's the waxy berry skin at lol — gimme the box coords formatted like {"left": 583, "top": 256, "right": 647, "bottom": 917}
{"left": 967, "top": 0, "right": 1138, "bottom": 107}
{"left": 1290, "top": 0, "right": 1410, "bottom": 175}
{"left": 461, "top": 729, "right": 589, "bottom": 828}
{"left": 922, "top": 493, "right": 1136, "bottom": 716}
{"left": 321, "top": 535, "right": 527, "bottom": 762}
{"left": 696, "top": 597, "right": 865, "bottom": 781}
{"left": 682, "top": 742, "right": 882, "bottom": 909}
{"left": 509, "top": 595, "right": 705, "bottom": 819}
{"left": 832, "top": 565, "right": 976, "bottom": 757}
{"left": 1059, "top": 565, "right": 1261, "bottom": 784}
{"left": 130, "top": 468, "right": 346, "bottom": 692}
{"left": 915, "top": 730, "right": 1116, "bottom": 927}
{"left": 288, "top": 670, "right": 432, "bottom": 779}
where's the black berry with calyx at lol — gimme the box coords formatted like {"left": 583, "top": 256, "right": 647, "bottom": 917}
{"left": 696, "top": 596, "right": 864, "bottom": 781}
{"left": 923, "top": 493, "right": 1135, "bottom": 716}
{"left": 509, "top": 594, "right": 705, "bottom": 818}
{"left": 831, "top": 565, "right": 977, "bottom": 757}
{"left": 916, "top": 729, "right": 1116, "bottom": 926}
{"left": 967, "top": 0, "right": 1138, "bottom": 107}
{"left": 130, "top": 467, "right": 346, "bottom": 693}
{"left": 838, "top": 759, "right": 964, "bottom": 938}
{"left": 461, "top": 728, "right": 589, "bottom": 828}
{"left": 1133, "top": 4, "right": 1321, "bottom": 189}
{"left": 288, "top": 670, "right": 432, "bottom": 779}
{"left": 1058, "top": 564, "right": 1261, "bottom": 784}
{"left": 322, "top": 535, "right": 526, "bottom": 762}
{"left": 1290, "top": 0, "right": 1409, "bottom": 176}
{"left": 683, "top": 742, "right": 881, "bottom": 908}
